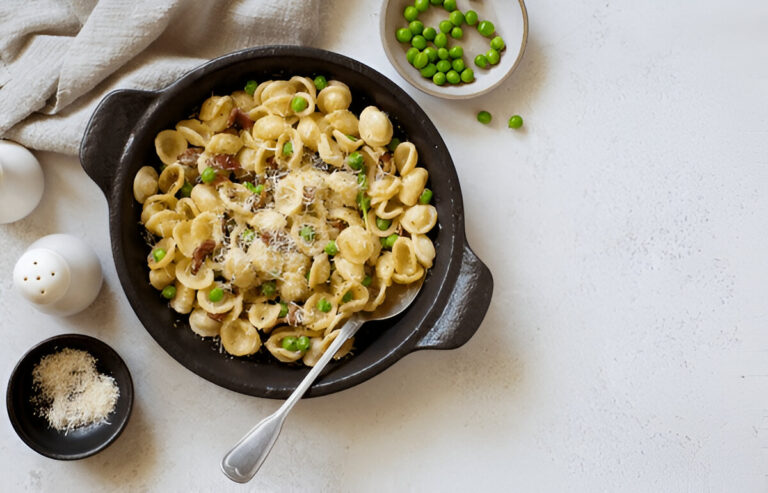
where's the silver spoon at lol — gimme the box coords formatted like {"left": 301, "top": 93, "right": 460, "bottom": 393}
{"left": 221, "top": 279, "right": 424, "bottom": 483}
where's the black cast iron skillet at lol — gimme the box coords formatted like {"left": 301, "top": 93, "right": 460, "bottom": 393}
{"left": 80, "top": 46, "right": 492, "bottom": 399}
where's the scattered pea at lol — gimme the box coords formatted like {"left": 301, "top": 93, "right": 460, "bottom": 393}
{"left": 362, "top": 275, "right": 373, "bottom": 287}
{"left": 411, "top": 35, "right": 427, "bottom": 50}
{"left": 508, "top": 115, "right": 524, "bottom": 129}
{"left": 208, "top": 287, "right": 224, "bottom": 302}
{"left": 434, "top": 32, "right": 448, "bottom": 48}
{"left": 423, "top": 46, "right": 438, "bottom": 63}
{"left": 465, "top": 10, "right": 478, "bottom": 26}
{"left": 413, "top": 51, "right": 429, "bottom": 69}
{"left": 486, "top": 48, "right": 500, "bottom": 65}
{"left": 296, "top": 335, "right": 311, "bottom": 351}
{"left": 490, "top": 36, "right": 506, "bottom": 51}
{"left": 152, "top": 248, "right": 166, "bottom": 263}
{"left": 241, "top": 228, "right": 255, "bottom": 243}
{"left": 244, "top": 80, "right": 258, "bottom": 96}
{"left": 254, "top": 184, "right": 264, "bottom": 194}
{"left": 433, "top": 72, "right": 447, "bottom": 85}
{"left": 387, "top": 138, "right": 401, "bottom": 152}
{"left": 415, "top": 0, "right": 430, "bottom": 11}
{"left": 324, "top": 240, "right": 338, "bottom": 255}
{"left": 477, "top": 110, "right": 492, "bottom": 124}
{"left": 282, "top": 141, "right": 293, "bottom": 156}
{"left": 282, "top": 336, "right": 298, "bottom": 351}
{"left": 341, "top": 290, "right": 353, "bottom": 303}
{"left": 419, "top": 188, "right": 433, "bottom": 204}
{"left": 161, "top": 285, "right": 176, "bottom": 299}
{"left": 201, "top": 166, "right": 217, "bottom": 183}
{"left": 406, "top": 47, "right": 419, "bottom": 64}
{"left": 409, "top": 20, "right": 424, "bottom": 35}
{"left": 420, "top": 63, "right": 437, "bottom": 78}
{"left": 376, "top": 217, "right": 392, "bottom": 230}
{"left": 439, "top": 20, "right": 453, "bottom": 33}
{"left": 443, "top": 0, "right": 457, "bottom": 12}
{"left": 460, "top": 67, "right": 475, "bottom": 83}
{"left": 422, "top": 26, "right": 437, "bottom": 41}
{"left": 347, "top": 151, "right": 363, "bottom": 170}
{"left": 452, "top": 58, "right": 466, "bottom": 72}
{"left": 404, "top": 5, "right": 419, "bottom": 22}
{"left": 381, "top": 234, "right": 399, "bottom": 249}
{"left": 477, "top": 20, "right": 495, "bottom": 37}
{"left": 313, "top": 75, "right": 327, "bottom": 90}
{"left": 179, "top": 181, "right": 193, "bottom": 197}
{"left": 278, "top": 301, "right": 289, "bottom": 318}
{"left": 450, "top": 26, "right": 463, "bottom": 39}
{"left": 448, "top": 45, "right": 463, "bottom": 59}
{"left": 244, "top": 181, "right": 258, "bottom": 193}
{"left": 446, "top": 70, "right": 461, "bottom": 84}
{"left": 300, "top": 225, "right": 315, "bottom": 243}
{"left": 317, "top": 297, "right": 332, "bottom": 313}
{"left": 261, "top": 281, "right": 276, "bottom": 296}
{"left": 396, "top": 27, "right": 412, "bottom": 43}
{"left": 449, "top": 10, "right": 464, "bottom": 26}
{"left": 436, "top": 60, "right": 451, "bottom": 72}
{"left": 437, "top": 47, "right": 449, "bottom": 60}
{"left": 474, "top": 54, "right": 488, "bottom": 68}
{"left": 291, "top": 96, "right": 307, "bottom": 114}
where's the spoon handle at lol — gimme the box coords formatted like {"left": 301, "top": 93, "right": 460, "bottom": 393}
{"left": 221, "top": 317, "right": 364, "bottom": 483}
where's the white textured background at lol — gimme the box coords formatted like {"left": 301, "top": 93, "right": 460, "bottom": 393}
{"left": 1, "top": 1, "right": 767, "bottom": 491}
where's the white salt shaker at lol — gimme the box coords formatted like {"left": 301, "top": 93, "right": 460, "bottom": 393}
{"left": 13, "top": 234, "right": 103, "bottom": 316}
{"left": 0, "top": 140, "right": 44, "bottom": 224}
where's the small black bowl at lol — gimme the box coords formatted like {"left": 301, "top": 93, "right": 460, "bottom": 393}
{"left": 6, "top": 334, "right": 133, "bottom": 460}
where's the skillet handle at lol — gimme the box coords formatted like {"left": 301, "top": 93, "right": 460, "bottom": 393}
{"left": 79, "top": 89, "right": 156, "bottom": 197}
{"left": 414, "top": 240, "right": 493, "bottom": 350}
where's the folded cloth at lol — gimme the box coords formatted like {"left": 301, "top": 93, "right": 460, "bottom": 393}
{"left": 0, "top": 0, "right": 321, "bottom": 155}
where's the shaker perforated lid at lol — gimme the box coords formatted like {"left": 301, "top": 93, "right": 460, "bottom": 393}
{"left": 13, "top": 249, "right": 72, "bottom": 306}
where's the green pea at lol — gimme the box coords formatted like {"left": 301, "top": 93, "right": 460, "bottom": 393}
{"left": 347, "top": 151, "right": 363, "bottom": 170}
{"left": 452, "top": 58, "right": 466, "bottom": 72}
{"left": 450, "top": 27, "right": 463, "bottom": 39}
{"left": 411, "top": 35, "right": 427, "bottom": 50}
{"left": 449, "top": 10, "right": 464, "bottom": 26}
{"left": 314, "top": 75, "right": 328, "bottom": 90}
{"left": 414, "top": 0, "right": 429, "bottom": 11}
{"left": 208, "top": 287, "right": 224, "bottom": 302}
{"left": 448, "top": 45, "right": 463, "bottom": 59}
{"left": 477, "top": 110, "right": 492, "bottom": 124}
{"left": 422, "top": 26, "right": 437, "bottom": 41}
{"left": 291, "top": 96, "right": 307, "bottom": 113}
{"left": 436, "top": 60, "right": 451, "bottom": 72}
{"left": 152, "top": 248, "right": 166, "bottom": 263}
{"left": 244, "top": 181, "right": 258, "bottom": 193}
{"left": 362, "top": 275, "right": 373, "bottom": 287}
{"left": 486, "top": 48, "right": 500, "bottom": 65}
{"left": 254, "top": 184, "right": 264, "bottom": 194}
{"left": 161, "top": 285, "right": 176, "bottom": 299}
{"left": 282, "top": 141, "right": 293, "bottom": 156}
{"left": 409, "top": 20, "right": 424, "bottom": 35}
{"left": 317, "top": 297, "right": 332, "bottom": 313}
{"left": 433, "top": 72, "right": 447, "bottom": 86}
{"left": 404, "top": 5, "right": 419, "bottom": 21}
{"left": 241, "top": 228, "right": 255, "bottom": 243}
{"left": 278, "top": 301, "right": 289, "bottom": 318}
{"left": 341, "top": 290, "right": 353, "bottom": 303}
{"left": 419, "top": 188, "right": 433, "bottom": 204}
{"left": 420, "top": 63, "right": 437, "bottom": 78}
{"left": 446, "top": 70, "right": 460, "bottom": 84}
{"left": 324, "top": 240, "right": 338, "bottom": 256}
{"left": 244, "top": 80, "right": 258, "bottom": 96}
{"left": 465, "top": 10, "right": 478, "bottom": 26}
{"left": 281, "top": 336, "right": 298, "bottom": 351}
{"left": 413, "top": 52, "right": 429, "bottom": 69}
{"left": 423, "top": 46, "right": 438, "bottom": 63}
{"left": 406, "top": 47, "right": 419, "bottom": 65}
{"left": 434, "top": 32, "right": 448, "bottom": 48}
{"left": 443, "top": 0, "right": 457, "bottom": 12}
{"left": 376, "top": 217, "right": 392, "bottom": 230}
{"left": 437, "top": 47, "right": 449, "bottom": 60}
{"left": 477, "top": 20, "right": 495, "bottom": 37}
{"left": 381, "top": 233, "right": 399, "bottom": 249}
{"left": 201, "top": 166, "right": 217, "bottom": 183}
{"left": 387, "top": 138, "right": 401, "bottom": 152}
{"left": 396, "top": 27, "right": 412, "bottom": 43}
{"left": 296, "top": 335, "right": 311, "bottom": 351}
{"left": 300, "top": 225, "right": 315, "bottom": 243}
{"left": 508, "top": 115, "right": 524, "bottom": 129}
{"left": 179, "top": 181, "right": 193, "bottom": 198}
{"left": 474, "top": 54, "right": 488, "bottom": 68}
{"left": 460, "top": 67, "right": 475, "bottom": 83}
{"left": 491, "top": 36, "right": 505, "bottom": 51}
{"left": 261, "top": 281, "right": 276, "bottom": 297}
{"left": 439, "top": 20, "right": 453, "bottom": 33}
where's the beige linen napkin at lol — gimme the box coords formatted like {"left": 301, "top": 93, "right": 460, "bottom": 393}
{"left": 0, "top": 0, "right": 321, "bottom": 155}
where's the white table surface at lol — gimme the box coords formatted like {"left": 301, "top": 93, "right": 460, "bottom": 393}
{"left": 2, "top": 1, "right": 767, "bottom": 491}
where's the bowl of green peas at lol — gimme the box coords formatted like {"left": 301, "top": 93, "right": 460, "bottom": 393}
{"left": 380, "top": 0, "right": 528, "bottom": 99}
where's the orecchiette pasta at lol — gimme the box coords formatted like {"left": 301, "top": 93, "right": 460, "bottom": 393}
{"left": 134, "top": 76, "right": 437, "bottom": 367}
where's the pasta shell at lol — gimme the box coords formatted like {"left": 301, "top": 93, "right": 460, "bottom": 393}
{"left": 398, "top": 168, "right": 428, "bottom": 206}
{"left": 189, "top": 307, "right": 222, "bottom": 337}
{"left": 176, "top": 119, "right": 212, "bottom": 147}
{"left": 336, "top": 225, "right": 375, "bottom": 264}
{"left": 358, "top": 106, "right": 393, "bottom": 148}
{"left": 302, "top": 329, "right": 353, "bottom": 367}
{"left": 155, "top": 130, "right": 188, "bottom": 165}
{"left": 220, "top": 319, "right": 261, "bottom": 356}
{"left": 400, "top": 204, "right": 438, "bottom": 235}
{"left": 175, "top": 257, "right": 215, "bottom": 290}
{"left": 133, "top": 166, "right": 158, "bottom": 204}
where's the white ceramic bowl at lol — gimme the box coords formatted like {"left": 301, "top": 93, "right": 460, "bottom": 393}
{"left": 380, "top": 0, "right": 528, "bottom": 99}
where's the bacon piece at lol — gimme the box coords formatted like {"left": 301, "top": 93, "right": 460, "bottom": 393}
{"left": 260, "top": 231, "right": 273, "bottom": 246}
{"left": 207, "top": 312, "right": 226, "bottom": 322}
{"left": 265, "top": 156, "right": 277, "bottom": 170}
{"left": 191, "top": 239, "right": 216, "bottom": 274}
{"left": 177, "top": 147, "right": 203, "bottom": 167}
{"left": 227, "top": 107, "right": 254, "bottom": 131}
{"left": 282, "top": 305, "right": 300, "bottom": 326}
{"left": 328, "top": 219, "right": 347, "bottom": 231}
{"left": 212, "top": 153, "right": 240, "bottom": 170}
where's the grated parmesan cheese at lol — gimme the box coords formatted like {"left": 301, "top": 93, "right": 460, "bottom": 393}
{"left": 31, "top": 348, "right": 119, "bottom": 434}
